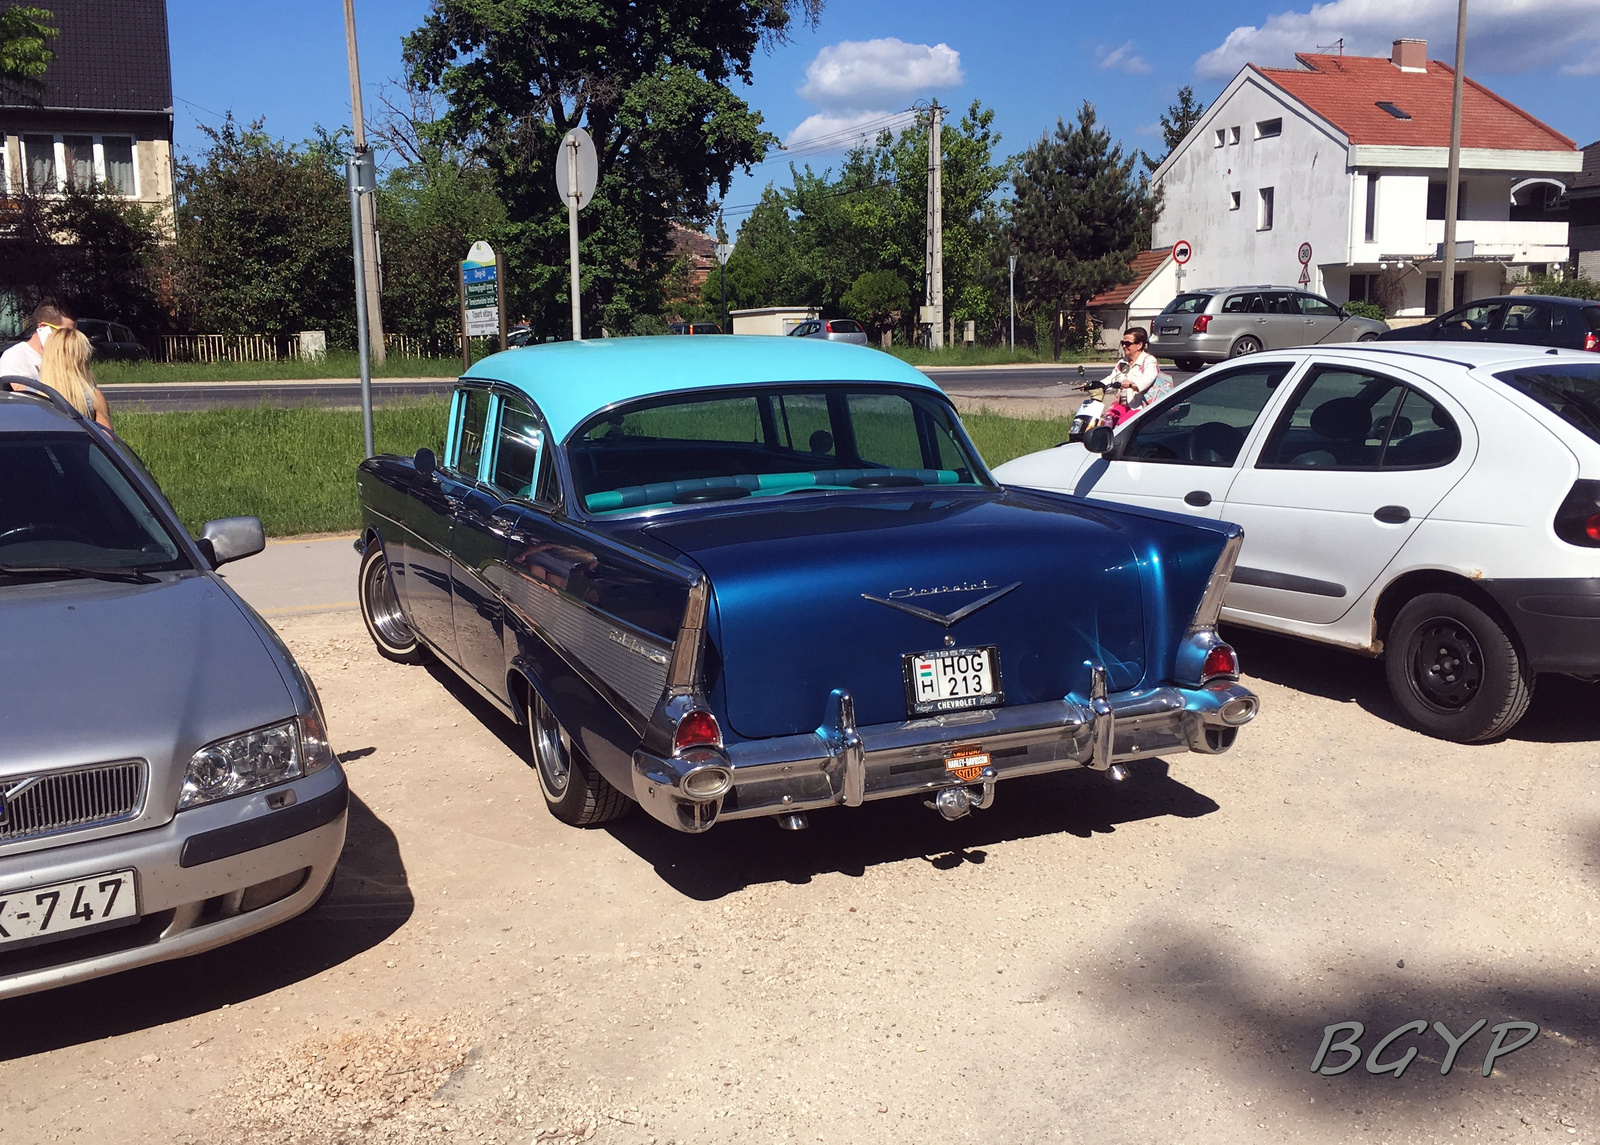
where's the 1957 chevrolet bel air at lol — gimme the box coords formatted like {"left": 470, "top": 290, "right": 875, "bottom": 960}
{"left": 355, "top": 336, "right": 1259, "bottom": 833}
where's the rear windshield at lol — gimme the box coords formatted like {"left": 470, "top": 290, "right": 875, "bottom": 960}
{"left": 1585, "top": 307, "right": 1600, "bottom": 334}
{"left": 1162, "top": 294, "right": 1211, "bottom": 315}
{"left": 0, "top": 432, "right": 186, "bottom": 573}
{"left": 568, "top": 385, "right": 989, "bottom": 515}
{"left": 828, "top": 320, "right": 863, "bottom": 333}
{"left": 1495, "top": 363, "right": 1600, "bottom": 445}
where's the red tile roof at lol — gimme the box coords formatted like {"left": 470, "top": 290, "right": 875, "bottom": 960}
{"left": 1088, "top": 248, "right": 1172, "bottom": 308}
{"left": 1256, "top": 54, "right": 1575, "bottom": 152}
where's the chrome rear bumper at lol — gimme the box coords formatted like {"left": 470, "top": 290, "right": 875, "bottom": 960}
{"left": 631, "top": 677, "right": 1257, "bottom": 832}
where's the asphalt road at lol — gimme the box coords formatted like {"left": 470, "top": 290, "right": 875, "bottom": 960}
{"left": 101, "top": 363, "right": 1181, "bottom": 412}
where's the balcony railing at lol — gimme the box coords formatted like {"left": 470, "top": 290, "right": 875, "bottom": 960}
{"left": 1423, "top": 218, "right": 1568, "bottom": 258}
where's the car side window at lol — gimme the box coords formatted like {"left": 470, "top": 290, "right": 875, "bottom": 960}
{"left": 450, "top": 388, "right": 491, "bottom": 479}
{"left": 1255, "top": 368, "right": 1405, "bottom": 469}
{"left": 1382, "top": 388, "right": 1460, "bottom": 468}
{"left": 490, "top": 399, "right": 552, "bottom": 503}
{"left": 1256, "top": 367, "right": 1460, "bottom": 470}
{"left": 1502, "top": 303, "right": 1552, "bottom": 334}
{"left": 1266, "top": 292, "right": 1299, "bottom": 315}
{"left": 1297, "top": 294, "right": 1343, "bottom": 317}
{"left": 1445, "top": 302, "right": 1502, "bottom": 331}
{"left": 1120, "top": 361, "right": 1292, "bottom": 467}
{"left": 1223, "top": 294, "right": 1250, "bottom": 314}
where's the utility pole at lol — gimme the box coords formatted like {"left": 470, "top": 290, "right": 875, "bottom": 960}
{"left": 924, "top": 102, "right": 944, "bottom": 350}
{"left": 1440, "top": 0, "right": 1467, "bottom": 314}
{"left": 343, "top": 0, "right": 386, "bottom": 363}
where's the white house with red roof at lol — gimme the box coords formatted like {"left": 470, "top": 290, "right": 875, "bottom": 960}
{"left": 1151, "top": 39, "right": 1582, "bottom": 318}
{"left": 1085, "top": 246, "right": 1177, "bottom": 349}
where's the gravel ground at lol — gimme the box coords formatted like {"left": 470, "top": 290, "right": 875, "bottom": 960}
{"left": 2, "top": 609, "right": 1597, "bottom": 1144}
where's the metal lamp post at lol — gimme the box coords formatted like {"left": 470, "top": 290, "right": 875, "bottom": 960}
{"left": 1008, "top": 254, "right": 1017, "bottom": 352}
{"left": 346, "top": 152, "right": 377, "bottom": 458}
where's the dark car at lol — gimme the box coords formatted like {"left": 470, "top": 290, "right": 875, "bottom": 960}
{"left": 353, "top": 336, "right": 1259, "bottom": 836}
{"left": 1377, "top": 294, "right": 1600, "bottom": 352}
{"left": 77, "top": 319, "right": 148, "bottom": 361}
{"left": 668, "top": 322, "right": 724, "bottom": 335}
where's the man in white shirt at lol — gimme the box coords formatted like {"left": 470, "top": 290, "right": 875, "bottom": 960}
{"left": 1, "top": 302, "right": 76, "bottom": 385}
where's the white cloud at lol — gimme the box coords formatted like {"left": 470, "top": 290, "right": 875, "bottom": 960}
{"left": 798, "top": 38, "right": 963, "bottom": 110}
{"left": 1098, "top": 40, "right": 1152, "bottom": 74}
{"left": 785, "top": 109, "right": 917, "bottom": 150}
{"left": 1194, "top": 0, "right": 1600, "bottom": 79}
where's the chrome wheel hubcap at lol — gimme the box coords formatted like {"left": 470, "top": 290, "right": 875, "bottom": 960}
{"left": 363, "top": 555, "right": 413, "bottom": 648}
{"left": 532, "top": 697, "right": 572, "bottom": 797}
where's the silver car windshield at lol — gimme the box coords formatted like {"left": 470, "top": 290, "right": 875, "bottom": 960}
{"left": 1495, "top": 364, "right": 1600, "bottom": 446}
{"left": 0, "top": 432, "right": 186, "bottom": 573}
{"left": 570, "top": 385, "right": 989, "bottom": 515}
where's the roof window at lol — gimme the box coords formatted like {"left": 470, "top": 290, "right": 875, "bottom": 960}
{"left": 1375, "top": 101, "right": 1411, "bottom": 121}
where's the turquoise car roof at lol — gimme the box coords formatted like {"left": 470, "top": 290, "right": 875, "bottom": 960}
{"left": 463, "top": 335, "right": 942, "bottom": 442}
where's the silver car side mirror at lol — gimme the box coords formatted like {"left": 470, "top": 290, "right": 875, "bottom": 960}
{"left": 200, "top": 516, "right": 266, "bottom": 567}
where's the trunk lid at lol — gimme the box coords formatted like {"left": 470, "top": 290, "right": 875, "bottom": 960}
{"left": 644, "top": 489, "right": 1148, "bottom": 739}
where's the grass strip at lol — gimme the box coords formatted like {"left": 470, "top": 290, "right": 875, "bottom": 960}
{"left": 115, "top": 401, "right": 449, "bottom": 536}
{"left": 114, "top": 401, "right": 1075, "bottom": 538}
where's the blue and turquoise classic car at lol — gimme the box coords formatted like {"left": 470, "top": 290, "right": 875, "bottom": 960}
{"left": 355, "top": 336, "right": 1259, "bottom": 833}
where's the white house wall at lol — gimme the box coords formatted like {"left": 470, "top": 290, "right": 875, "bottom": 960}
{"left": 1153, "top": 73, "right": 1351, "bottom": 296}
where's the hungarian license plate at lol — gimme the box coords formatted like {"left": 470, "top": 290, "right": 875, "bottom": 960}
{"left": 1159, "top": 325, "right": 1181, "bottom": 335}
{"left": 0, "top": 870, "right": 137, "bottom": 950}
{"left": 903, "top": 646, "right": 1003, "bottom": 716}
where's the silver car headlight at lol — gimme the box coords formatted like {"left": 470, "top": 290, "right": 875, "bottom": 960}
{"left": 178, "top": 713, "right": 335, "bottom": 811}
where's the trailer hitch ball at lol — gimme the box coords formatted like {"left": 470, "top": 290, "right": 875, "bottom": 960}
{"left": 926, "top": 787, "right": 975, "bottom": 821}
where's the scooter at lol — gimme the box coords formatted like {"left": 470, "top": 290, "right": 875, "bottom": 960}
{"left": 1068, "top": 377, "right": 1109, "bottom": 442}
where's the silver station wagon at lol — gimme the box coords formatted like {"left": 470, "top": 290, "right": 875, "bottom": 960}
{"left": 1150, "top": 286, "right": 1389, "bottom": 371}
{"left": 0, "top": 385, "right": 347, "bottom": 999}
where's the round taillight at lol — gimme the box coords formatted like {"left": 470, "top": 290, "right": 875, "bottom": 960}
{"left": 673, "top": 709, "right": 722, "bottom": 753}
{"left": 1588, "top": 513, "right": 1600, "bottom": 542}
{"left": 1201, "top": 644, "right": 1239, "bottom": 681}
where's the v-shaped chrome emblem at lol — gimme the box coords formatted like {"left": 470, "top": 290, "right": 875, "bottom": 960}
{"left": 861, "top": 582, "right": 1021, "bottom": 628}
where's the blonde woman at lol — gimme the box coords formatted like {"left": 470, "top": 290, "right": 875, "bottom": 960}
{"left": 40, "top": 326, "right": 112, "bottom": 430}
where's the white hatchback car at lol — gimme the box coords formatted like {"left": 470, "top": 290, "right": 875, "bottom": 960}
{"left": 994, "top": 343, "right": 1600, "bottom": 743}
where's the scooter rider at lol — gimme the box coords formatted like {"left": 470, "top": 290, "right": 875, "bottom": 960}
{"left": 1099, "top": 327, "right": 1160, "bottom": 428}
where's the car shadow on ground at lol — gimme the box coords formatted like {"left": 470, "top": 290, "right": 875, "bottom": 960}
{"left": 606, "top": 758, "right": 1219, "bottom": 901}
{"left": 1224, "top": 625, "right": 1600, "bottom": 745}
{"left": 0, "top": 792, "right": 411, "bottom": 1060}
{"left": 1076, "top": 925, "right": 1599, "bottom": 1132}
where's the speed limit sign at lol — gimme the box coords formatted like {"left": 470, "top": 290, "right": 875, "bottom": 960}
{"left": 1298, "top": 242, "right": 1313, "bottom": 265}
{"left": 1173, "top": 239, "right": 1193, "bottom": 265}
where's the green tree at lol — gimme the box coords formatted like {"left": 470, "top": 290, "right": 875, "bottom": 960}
{"left": 1141, "top": 85, "right": 1206, "bottom": 172}
{"left": 1527, "top": 271, "right": 1600, "bottom": 301}
{"left": 840, "top": 269, "right": 909, "bottom": 343}
{"left": 0, "top": 4, "right": 55, "bottom": 102}
{"left": 0, "top": 184, "right": 164, "bottom": 332}
{"left": 701, "top": 186, "right": 793, "bottom": 311}
{"left": 166, "top": 116, "right": 355, "bottom": 344}
{"left": 1011, "top": 102, "right": 1151, "bottom": 358}
{"left": 405, "top": 0, "right": 820, "bottom": 339}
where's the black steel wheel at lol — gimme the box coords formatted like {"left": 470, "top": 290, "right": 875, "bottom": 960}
{"left": 1385, "top": 592, "right": 1532, "bottom": 742}
{"left": 527, "top": 691, "right": 630, "bottom": 826}
{"left": 1228, "top": 336, "right": 1263, "bottom": 358}
{"left": 358, "top": 544, "right": 431, "bottom": 664}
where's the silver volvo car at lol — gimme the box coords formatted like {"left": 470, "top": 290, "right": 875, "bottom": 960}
{"left": 0, "top": 385, "right": 347, "bottom": 999}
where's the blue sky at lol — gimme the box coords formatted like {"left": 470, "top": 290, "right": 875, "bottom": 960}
{"left": 170, "top": 0, "right": 1600, "bottom": 231}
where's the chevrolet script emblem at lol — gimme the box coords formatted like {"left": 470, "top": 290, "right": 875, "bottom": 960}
{"left": 862, "top": 581, "right": 1020, "bottom": 627}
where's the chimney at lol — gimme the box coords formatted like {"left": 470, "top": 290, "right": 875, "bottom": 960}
{"left": 1391, "top": 39, "right": 1427, "bottom": 72}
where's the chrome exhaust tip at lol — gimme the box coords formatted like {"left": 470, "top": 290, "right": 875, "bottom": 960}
{"left": 775, "top": 811, "right": 809, "bottom": 831}
{"left": 1106, "top": 763, "right": 1129, "bottom": 782}
{"left": 1219, "top": 695, "right": 1259, "bottom": 726}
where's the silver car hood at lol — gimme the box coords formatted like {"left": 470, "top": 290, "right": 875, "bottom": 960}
{"left": 0, "top": 573, "right": 296, "bottom": 834}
